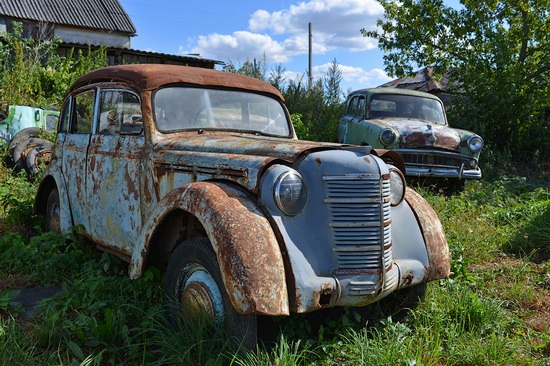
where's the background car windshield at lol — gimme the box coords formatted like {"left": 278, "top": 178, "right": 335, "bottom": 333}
{"left": 370, "top": 94, "right": 446, "bottom": 125}
{"left": 154, "top": 87, "right": 290, "bottom": 136}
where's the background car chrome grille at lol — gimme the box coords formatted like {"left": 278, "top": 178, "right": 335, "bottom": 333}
{"left": 324, "top": 174, "right": 392, "bottom": 283}
{"left": 399, "top": 151, "right": 470, "bottom": 169}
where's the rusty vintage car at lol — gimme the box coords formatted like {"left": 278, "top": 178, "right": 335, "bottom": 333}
{"left": 338, "top": 88, "right": 484, "bottom": 190}
{"left": 35, "top": 65, "right": 449, "bottom": 347}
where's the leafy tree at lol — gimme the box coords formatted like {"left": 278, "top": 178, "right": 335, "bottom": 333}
{"left": 324, "top": 58, "right": 343, "bottom": 106}
{"left": 224, "top": 57, "right": 344, "bottom": 142}
{"left": 364, "top": 0, "right": 550, "bottom": 160}
{"left": 223, "top": 54, "right": 269, "bottom": 81}
{"left": 0, "top": 22, "right": 107, "bottom": 111}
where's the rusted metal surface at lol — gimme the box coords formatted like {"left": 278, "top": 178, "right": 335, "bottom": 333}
{"left": 371, "top": 148, "right": 407, "bottom": 175}
{"left": 379, "top": 119, "right": 460, "bottom": 150}
{"left": 404, "top": 188, "right": 450, "bottom": 280}
{"left": 339, "top": 87, "right": 483, "bottom": 181}
{"left": 35, "top": 64, "right": 452, "bottom": 320}
{"left": 134, "top": 182, "right": 289, "bottom": 316}
{"left": 71, "top": 64, "right": 285, "bottom": 99}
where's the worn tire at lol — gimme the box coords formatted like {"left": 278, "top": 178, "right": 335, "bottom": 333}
{"left": 164, "top": 237, "right": 258, "bottom": 349}
{"left": 8, "top": 127, "right": 42, "bottom": 152}
{"left": 24, "top": 139, "right": 53, "bottom": 175}
{"left": 45, "top": 189, "right": 61, "bottom": 232}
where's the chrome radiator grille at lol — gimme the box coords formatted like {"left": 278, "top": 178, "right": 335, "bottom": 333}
{"left": 399, "top": 152, "right": 469, "bottom": 169}
{"left": 324, "top": 174, "right": 392, "bottom": 278}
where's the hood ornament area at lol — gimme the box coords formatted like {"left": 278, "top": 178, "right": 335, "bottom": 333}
{"left": 427, "top": 125, "right": 437, "bottom": 144}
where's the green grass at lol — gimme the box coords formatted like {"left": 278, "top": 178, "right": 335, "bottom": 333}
{"left": 1, "top": 157, "right": 549, "bottom": 365}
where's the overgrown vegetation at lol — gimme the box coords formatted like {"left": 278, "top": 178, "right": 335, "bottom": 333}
{"left": 1, "top": 144, "right": 549, "bottom": 364}
{"left": 224, "top": 58, "right": 344, "bottom": 142}
{"left": 0, "top": 16, "right": 549, "bottom": 365}
{"left": 0, "top": 22, "right": 107, "bottom": 111}
{"left": 364, "top": 0, "right": 550, "bottom": 161}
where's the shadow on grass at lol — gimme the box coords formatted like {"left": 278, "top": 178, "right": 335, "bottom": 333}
{"left": 505, "top": 202, "right": 550, "bottom": 262}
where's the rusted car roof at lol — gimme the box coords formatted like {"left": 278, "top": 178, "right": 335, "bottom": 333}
{"left": 71, "top": 64, "right": 284, "bottom": 100}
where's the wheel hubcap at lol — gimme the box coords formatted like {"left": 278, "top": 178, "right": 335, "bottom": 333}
{"left": 179, "top": 264, "right": 224, "bottom": 327}
{"left": 48, "top": 202, "right": 60, "bottom": 231}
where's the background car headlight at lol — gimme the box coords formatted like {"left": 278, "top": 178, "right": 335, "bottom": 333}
{"left": 388, "top": 167, "right": 406, "bottom": 206}
{"left": 467, "top": 136, "right": 484, "bottom": 152}
{"left": 379, "top": 128, "right": 397, "bottom": 146}
{"left": 274, "top": 171, "right": 307, "bottom": 216}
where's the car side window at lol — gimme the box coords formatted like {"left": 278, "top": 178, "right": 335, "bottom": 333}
{"left": 347, "top": 96, "right": 358, "bottom": 116}
{"left": 58, "top": 99, "right": 71, "bottom": 133}
{"left": 99, "top": 90, "right": 142, "bottom": 135}
{"left": 72, "top": 91, "right": 95, "bottom": 134}
{"left": 355, "top": 96, "right": 366, "bottom": 118}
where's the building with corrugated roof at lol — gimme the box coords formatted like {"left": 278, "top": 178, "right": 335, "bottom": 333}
{"left": 379, "top": 67, "right": 458, "bottom": 108}
{"left": 0, "top": 0, "right": 221, "bottom": 68}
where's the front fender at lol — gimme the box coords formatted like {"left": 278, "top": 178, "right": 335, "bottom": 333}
{"left": 404, "top": 188, "right": 450, "bottom": 281}
{"left": 130, "top": 181, "right": 289, "bottom": 316}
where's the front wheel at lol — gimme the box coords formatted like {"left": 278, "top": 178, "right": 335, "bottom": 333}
{"left": 164, "top": 237, "right": 257, "bottom": 349}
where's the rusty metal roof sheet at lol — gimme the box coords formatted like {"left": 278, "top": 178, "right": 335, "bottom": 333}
{"left": 72, "top": 64, "right": 285, "bottom": 100}
{"left": 0, "top": 0, "right": 136, "bottom": 35}
{"left": 379, "top": 67, "right": 452, "bottom": 93}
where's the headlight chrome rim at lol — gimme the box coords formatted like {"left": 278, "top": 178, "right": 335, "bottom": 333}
{"left": 467, "top": 135, "right": 484, "bottom": 152}
{"left": 274, "top": 170, "right": 307, "bottom": 216}
{"left": 379, "top": 128, "right": 397, "bottom": 146}
{"left": 388, "top": 166, "right": 406, "bottom": 206}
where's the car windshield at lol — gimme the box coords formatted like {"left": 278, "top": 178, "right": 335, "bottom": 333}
{"left": 369, "top": 94, "right": 446, "bottom": 125}
{"left": 154, "top": 87, "right": 291, "bottom": 136}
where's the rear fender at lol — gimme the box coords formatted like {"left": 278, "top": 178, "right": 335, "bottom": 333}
{"left": 34, "top": 165, "right": 73, "bottom": 234}
{"left": 130, "top": 181, "right": 289, "bottom": 316}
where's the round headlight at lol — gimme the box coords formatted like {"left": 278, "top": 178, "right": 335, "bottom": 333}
{"left": 389, "top": 167, "right": 406, "bottom": 206}
{"left": 379, "top": 128, "right": 397, "bottom": 146}
{"left": 274, "top": 171, "right": 307, "bottom": 216}
{"left": 467, "top": 136, "right": 484, "bottom": 152}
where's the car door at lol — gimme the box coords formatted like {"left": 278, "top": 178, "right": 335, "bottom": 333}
{"left": 339, "top": 95, "right": 358, "bottom": 143}
{"left": 61, "top": 88, "right": 96, "bottom": 233}
{"left": 86, "top": 88, "right": 145, "bottom": 258}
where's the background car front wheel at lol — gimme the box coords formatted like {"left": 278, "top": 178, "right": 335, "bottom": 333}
{"left": 164, "top": 237, "right": 257, "bottom": 349}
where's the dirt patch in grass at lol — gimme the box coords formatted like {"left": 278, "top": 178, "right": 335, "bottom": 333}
{"left": 470, "top": 254, "right": 550, "bottom": 331}
{"left": 0, "top": 273, "right": 33, "bottom": 289}
{"left": 523, "top": 294, "right": 550, "bottom": 331}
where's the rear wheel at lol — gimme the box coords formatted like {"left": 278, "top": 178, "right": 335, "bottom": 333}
{"left": 24, "top": 139, "right": 53, "bottom": 175}
{"left": 164, "top": 237, "right": 257, "bottom": 349}
{"left": 45, "top": 189, "right": 61, "bottom": 232}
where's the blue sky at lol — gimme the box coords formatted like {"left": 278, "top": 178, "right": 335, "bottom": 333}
{"left": 118, "top": 0, "right": 453, "bottom": 93}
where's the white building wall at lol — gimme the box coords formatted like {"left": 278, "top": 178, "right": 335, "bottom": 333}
{"left": 54, "top": 26, "right": 131, "bottom": 48}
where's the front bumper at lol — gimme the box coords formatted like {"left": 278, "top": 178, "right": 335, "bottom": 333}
{"left": 394, "top": 148, "right": 482, "bottom": 180}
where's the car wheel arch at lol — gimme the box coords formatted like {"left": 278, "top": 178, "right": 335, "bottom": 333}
{"left": 131, "top": 181, "right": 290, "bottom": 316}
{"left": 35, "top": 174, "right": 74, "bottom": 233}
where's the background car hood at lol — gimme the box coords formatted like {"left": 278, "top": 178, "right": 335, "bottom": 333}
{"left": 378, "top": 119, "right": 461, "bottom": 151}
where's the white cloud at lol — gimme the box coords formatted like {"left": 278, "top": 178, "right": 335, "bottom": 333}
{"left": 249, "top": 0, "right": 383, "bottom": 51}
{"left": 183, "top": 32, "right": 291, "bottom": 63}
{"left": 310, "top": 62, "right": 392, "bottom": 89}
{"left": 183, "top": 0, "right": 383, "bottom": 64}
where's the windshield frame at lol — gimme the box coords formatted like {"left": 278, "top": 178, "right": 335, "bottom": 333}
{"left": 152, "top": 85, "right": 293, "bottom": 137}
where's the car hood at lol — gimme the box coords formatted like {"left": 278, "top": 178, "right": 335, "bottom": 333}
{"left": 154, "top": 132, "right": 342, "bottom": 161}
{"left": 152, "top": 132, "right": 352, "bottom": 193}
{"left": 378, "top": 119, "right": 461, "bottom": 151}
